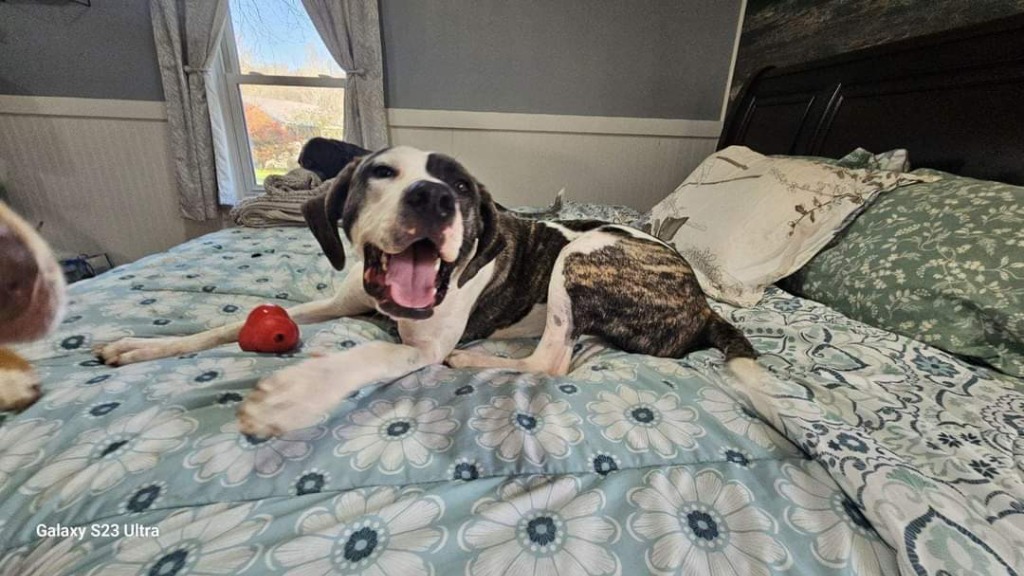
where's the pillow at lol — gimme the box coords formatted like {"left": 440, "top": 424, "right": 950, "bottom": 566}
{"left": 785, "top": 169, "right": 1024, "bottom": 377}
{"left": 648, "top": 146, "right": 929, "bottom": 306}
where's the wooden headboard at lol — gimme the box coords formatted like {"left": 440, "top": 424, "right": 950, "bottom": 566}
{"left": 719, "top": 14, "right": 1024, "bottom": 185}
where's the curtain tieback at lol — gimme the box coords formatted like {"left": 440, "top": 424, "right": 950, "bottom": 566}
{"left": 346, "top": 68, "right": 366, "bottom": 77}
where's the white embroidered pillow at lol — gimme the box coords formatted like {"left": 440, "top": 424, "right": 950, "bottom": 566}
{"left": 649, "top": 146, "right": 930, "bottom": 307}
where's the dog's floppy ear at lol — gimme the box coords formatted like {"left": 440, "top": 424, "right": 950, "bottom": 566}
{"left": 458, "top": 183, "right": 506, "bottom": 287}
{"left": 301, "top": 158, "right": 361, "bottom": 270}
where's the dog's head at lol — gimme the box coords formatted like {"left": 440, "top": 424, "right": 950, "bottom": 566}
{"left": 0, "top": 202, "right": 66, "bottom": 344}
{"left": 302, "top": 146, "right": 505, "bottom": 320}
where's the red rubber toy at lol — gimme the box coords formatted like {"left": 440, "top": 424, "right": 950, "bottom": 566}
{"left": 238, "top": 304, "right": 300, "bottom": 353}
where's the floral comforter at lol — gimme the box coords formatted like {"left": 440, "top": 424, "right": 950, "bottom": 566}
{"left": 1, "top": 226, "right": 1021, "bottom": 575}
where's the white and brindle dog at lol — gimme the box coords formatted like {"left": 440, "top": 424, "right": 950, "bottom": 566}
{"left": 95, "top": 146, "right": 763, "bottom": 437}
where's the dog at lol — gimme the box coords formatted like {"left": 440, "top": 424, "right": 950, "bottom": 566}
{"left": 298, "top": 137, "right": 370, "bottom": 181}
{"left": 0, "top": 202, "right": 66, "bottom": 411}
{"left": 96, "top": 146, "right": 760, "bottom": 437}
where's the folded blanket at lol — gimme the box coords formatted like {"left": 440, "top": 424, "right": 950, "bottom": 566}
{"left": 229, "top": 168, "right": 333, "bottom": 228}
{"left": 510, "top": 189, "right": 647, "bottom": 226}
{"left": 506, "top": 189, "right": 564, "bottom": 218}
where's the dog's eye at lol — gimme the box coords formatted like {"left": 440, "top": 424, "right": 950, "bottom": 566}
{"left": 455, "top": 180, "right": 471, "bottom": 193}
{"left": 371, "top": 165, "right": 396, "bottom": 179}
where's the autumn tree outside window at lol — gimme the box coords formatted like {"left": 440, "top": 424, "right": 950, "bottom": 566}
{"left": 217, "top": 0, "right": 346, "bottom": 195}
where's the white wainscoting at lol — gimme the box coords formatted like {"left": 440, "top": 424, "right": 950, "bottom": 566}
{"left": 388, "top": 109, "right": 719, "bottom": 210}
{"left": 0, "top": 97, "right": 719, "bottom": 264}
{"left": 0, "top": 95, "right": 221, "bottom": 264}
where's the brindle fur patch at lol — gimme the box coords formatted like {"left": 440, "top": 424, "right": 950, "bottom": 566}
{"left": 562, "top": 231, "right": 756, "bottom": 359}
{"left": 460, "top": 215, "right": 754, "bottom": 362}
{"left": 461, "top": 214, "right": 604, "bottom": 341}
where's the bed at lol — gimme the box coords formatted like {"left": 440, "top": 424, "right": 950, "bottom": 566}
{"left": 2, "top": 15, "right": 1023, "bottom": 576}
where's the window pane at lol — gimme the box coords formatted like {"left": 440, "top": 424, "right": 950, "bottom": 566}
{"left": 238, "top": 84, "right": 345, "bottom": 185}
{"left": 229, "top": 0, "right": 345, "bottom": 78}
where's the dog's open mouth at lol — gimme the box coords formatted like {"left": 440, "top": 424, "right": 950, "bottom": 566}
{"left": 363, "top": 239, "right": 456, "bottom": 318}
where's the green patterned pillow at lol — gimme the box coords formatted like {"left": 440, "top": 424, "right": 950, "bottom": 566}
{"left": 786, "top": 169, "right": 1024, "bottom": 377}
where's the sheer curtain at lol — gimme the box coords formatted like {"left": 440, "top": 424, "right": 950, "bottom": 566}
{"left": 301, "top": 0, "right": 389, "bottom": 150}
{"left": 205, "top": 42, "right": 245, "bottom": 206}
{"left": 150, "top": 0, "right": 229, "bottom": 220}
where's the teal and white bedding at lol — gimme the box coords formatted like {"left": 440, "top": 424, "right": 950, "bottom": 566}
{"left": 1, "top": 226, "right": 1022, "bottom": 575}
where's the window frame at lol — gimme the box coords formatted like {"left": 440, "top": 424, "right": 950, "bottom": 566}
{"left": 218, "top": 14, "right": 347, "bottom": 196}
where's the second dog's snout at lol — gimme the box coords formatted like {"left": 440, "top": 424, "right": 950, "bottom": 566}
{"left": 403, "top": 182, "right": 456, "bottom": 220}
{"left": 0, "top": 226, "right": 40, "bottom": 322}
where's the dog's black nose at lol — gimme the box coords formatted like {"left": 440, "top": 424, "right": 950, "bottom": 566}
{"left": 403, "top": 181, "right": 457, "bottom": 220}
{"left": 0, "top": 226, "right": 40, "bottom": 322}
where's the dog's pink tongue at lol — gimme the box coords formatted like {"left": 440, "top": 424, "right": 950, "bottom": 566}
{"left": 386, "top": 242, "right": 438, "bottom": 309}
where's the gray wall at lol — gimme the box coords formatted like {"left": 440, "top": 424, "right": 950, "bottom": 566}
{"left": 0, "top": 0, "right": 164, "bottom": 101}
{"left": 0, "top": 0, "right": 742, "bottom": 120}
{"left": 381, "top": 0, "right": 742, "bottom": 120}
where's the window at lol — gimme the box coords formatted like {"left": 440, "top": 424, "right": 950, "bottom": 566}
{"left": 219, "top": 0, "right": 345, "bottom": 193}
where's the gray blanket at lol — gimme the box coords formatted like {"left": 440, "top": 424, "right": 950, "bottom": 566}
{"left": 229, "top": 168, "right": 333, "bottom": 228}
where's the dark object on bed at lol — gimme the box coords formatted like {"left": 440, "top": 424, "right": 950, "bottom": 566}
{"left": 297, "top": 137, "right": 370, "bottom": 181}
{"left": 61, "top": 252, "right": 114, "bottom": 283}
{"left": 720, "top": 13, "right": 1024, "bottom": 185}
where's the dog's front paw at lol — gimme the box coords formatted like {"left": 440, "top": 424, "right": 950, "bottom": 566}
{"left": 0, "top": 367, "right": 41, "bottom": 411}
{"left": 94, "top": 337, "right": 184, "bottom": 366}
{"left": 237, "top": 359, "right": 334, "bottom": 437}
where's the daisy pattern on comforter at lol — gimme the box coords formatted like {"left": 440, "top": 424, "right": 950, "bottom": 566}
{"left": 0, "top": 227, "right": 1021, "bottom": 575}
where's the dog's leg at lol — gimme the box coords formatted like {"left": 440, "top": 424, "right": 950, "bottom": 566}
{"left": 447, "top": 251, "right": 578, "bottom": 376}
{"left": 96, "top": 265, "right": 373, "bottom": 366}
{"left": 488, "top": 304, "right": 547, "bottom": 340}
{"left": 447, "top": 230, "right": 631, "bottom": 374}
{"left": 0, "top": 348, "right": 41, "bottom": 411}
{"left": 237, "top": 340, "right": 445, "bottom": 437}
